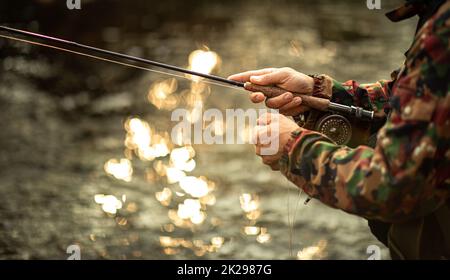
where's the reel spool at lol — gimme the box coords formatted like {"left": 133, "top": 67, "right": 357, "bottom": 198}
{"left": 314, "top": 114, "right": 352, "bottom": 145}
{"left": 295, "top": 112, "right": 353, "bottom": 146}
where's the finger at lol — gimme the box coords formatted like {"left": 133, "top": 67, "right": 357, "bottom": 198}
{"left": 269, "top": 162, "right": 280, "bottom": 171}
{"left": 252, "top": 125, "right": 268, "bottom": 145}
{"left": 255, "top": 145, "right": 260, "bottom": 156}
{"left": 257, "top": 113, "right": 272, "bottom": 126}
{"left": 279, "top": 96, "right": 302, "bottom": 114}
{"left": 255, "top": 143, "right": 272, "bottom": 156}
{"left": 253, "top": 125, "right": 271, "bottom": 145}
{"left": 262, "top": 155, "right": 278, "bottom": 166}
{"left": 265, "top": 92, "right": 293, "bottom": 109}
{"left": 227, "top": 68, "right": 276, "bottom": 82}
{"left": 251, "top": 126, "right": 259, "bottom": 145}
{"left": 249, "top": 71, "right": 287, "bottom": 86}
{"left": 257, "top": 126, "right": 272, "bottom": 145}
{"left": 250, "top": 92, "right": 266, "bottom": 103}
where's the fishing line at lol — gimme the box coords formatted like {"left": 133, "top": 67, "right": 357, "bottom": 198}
{"left": 287, "top": 187, "right": 303, "bottom": 258}
{"left": 0, "top": 34, "right": 245, "bottom": 92}
{"left": 286, "top": 177, "right": 306, "bottom": 258}
{"left": 287, "top": 185, "right": 292, "bottom": 257}
{"left": 290, "top": 189, "right": 303, "bottom": 256}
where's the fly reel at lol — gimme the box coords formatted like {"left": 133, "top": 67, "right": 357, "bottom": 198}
{"left": 295, "top": 110, "right": 371, "bottom": 147}
{"left": 295, "top": 111, "right": 354, "bottom": 146}
{"left": 314, "top": 114, "right": 352, "bottom": 145}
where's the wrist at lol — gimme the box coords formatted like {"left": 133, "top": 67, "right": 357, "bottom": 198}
{"left": 308, "top": 74, "right": 334, "bottom": 99}
{"left": 305, "top": 76, "right": 315, "bottom": 95}
{"left": 283, "top": 129, "right": 303, "bottom": 155}
{"left": 279, "top": 128, "right": 303, "bottom": 175}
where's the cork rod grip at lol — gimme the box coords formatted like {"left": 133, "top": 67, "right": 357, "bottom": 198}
{"left": 244, "top": 82, "right": 330, "bottom": 112}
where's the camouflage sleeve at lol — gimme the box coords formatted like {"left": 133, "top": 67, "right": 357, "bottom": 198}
{"left": 280, "top": 2, "right": 450, "bottom": 223}
{"left": 331, "top": 78, "right": 394, "bottom": 119}
{"left": 310, "top": 74, "right": 393, "bottom": 119}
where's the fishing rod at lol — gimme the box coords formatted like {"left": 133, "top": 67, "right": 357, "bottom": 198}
{"left": 0, "top": 26, "right": 243, "bottom": 88}
{"left": 0, "top": 26, "right": 375, "bottom": 145}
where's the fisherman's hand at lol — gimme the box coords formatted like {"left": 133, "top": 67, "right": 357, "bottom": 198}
{"left": 228, "top": 68, "right": 314, "bottom": 116}
{"left": 254, "top": 112, "right": 301, "bottom": 170}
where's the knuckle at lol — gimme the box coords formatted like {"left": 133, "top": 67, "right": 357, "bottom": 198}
{"left": 259, "top": 112, "right": 270, "bottom": 121}
{"left": 251, "top": 97, "right": 262, "bottom": 104}
{"left": 266, "top": 104, "right": 277, "bottom": 109}
{"left": 264, "top": 99, "right": 274, "bottom": 107}
{"left": 267, "top": 103, "right": 279, "bottom": 109}
{"left": 257, "top": 117, "right": 265, "bottom": 124}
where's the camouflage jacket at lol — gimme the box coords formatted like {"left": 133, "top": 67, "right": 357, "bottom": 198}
{"left": 279, "top": 1, "right": 450, "bottom": 223}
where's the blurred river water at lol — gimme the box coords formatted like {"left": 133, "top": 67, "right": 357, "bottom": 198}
{"left": 0, "top": 0, "right": 416, "bottom": 259}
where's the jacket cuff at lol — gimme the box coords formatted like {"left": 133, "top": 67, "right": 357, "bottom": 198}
{"left": 280, "top": 129, "right": 303, "bottom": 175}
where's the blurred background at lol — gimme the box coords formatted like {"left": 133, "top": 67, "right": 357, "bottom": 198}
{"left": 0, "top": 0, "right": 417, "bottom": 259}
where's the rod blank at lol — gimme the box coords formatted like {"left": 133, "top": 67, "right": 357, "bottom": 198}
{"left": 0, "top": 25, "right": 244, "bottom": 88}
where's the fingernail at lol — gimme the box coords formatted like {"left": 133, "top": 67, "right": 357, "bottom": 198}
{"left": 284, "top": 93, "right": 293, "bottom": 100}
{"left": 294, "top": 97, "right": 302, "bottom": 104}
{"left": 250, "top": 76, "right": 260, "bottom": 82}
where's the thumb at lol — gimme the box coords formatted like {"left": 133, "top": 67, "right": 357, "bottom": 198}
{"left": 250, "top": 71, "right": 286, "bottom": 86}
